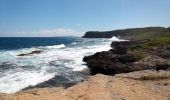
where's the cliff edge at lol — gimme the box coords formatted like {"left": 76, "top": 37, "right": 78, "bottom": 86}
{"left": 83, "top": 27, "right": 170, "bottom": 39}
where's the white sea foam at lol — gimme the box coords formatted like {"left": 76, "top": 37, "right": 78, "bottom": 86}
{"left": 40, "top": 44, "right": 65, "bottom": 49}
{"left": 46, "top": 44, "right": 65, "bottom": 49}
{"left": 71, "top": 42, "right": 77, "bottom": 45}
{"left": 109, "top": 36, "right": 127, "bottom": 41}
{"left": 0, "top": 71, "right": 55, "bottom": 93}
{"left": 0, "top": 37, "right": 122, "bottom": 93}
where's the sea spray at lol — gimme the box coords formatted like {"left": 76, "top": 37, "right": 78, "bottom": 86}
{"left": 0, "top": 37, "right": 122, "bottom": 93}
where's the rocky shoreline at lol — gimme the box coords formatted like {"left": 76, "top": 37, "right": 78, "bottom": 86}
{"left": 83, "top": 41, "right": 170, "bottom": 75}
{"left": 1, "top": 38, "right": 170, "bottom": 100}
{"left": 1, "top": 27, "right": 170, "bottom": 100}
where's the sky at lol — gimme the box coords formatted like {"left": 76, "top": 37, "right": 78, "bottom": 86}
{"left": 0, "top": 0, "right": 170, "bottom": 37}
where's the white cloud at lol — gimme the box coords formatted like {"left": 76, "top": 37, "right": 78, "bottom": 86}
{"left": 15, "top": 28, "right": 83, "bottom": 37}
{"left": 76, "top": 24, "right": 81, "bottom": 26}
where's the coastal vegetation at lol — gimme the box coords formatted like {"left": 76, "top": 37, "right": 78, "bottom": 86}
{"left": 83, "top": 27, "right": 170, "bottom": 39}
{"left": 129, "top": 37, "right": 170, "bottom": 50}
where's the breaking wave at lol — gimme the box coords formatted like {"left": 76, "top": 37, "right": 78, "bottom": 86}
{"left": 0, "top": 36, "right": 122, "bottom": 93}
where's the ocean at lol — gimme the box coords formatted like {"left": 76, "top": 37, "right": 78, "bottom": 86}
{"left": 0, "top": 36, "right": 122, "bottom": 93}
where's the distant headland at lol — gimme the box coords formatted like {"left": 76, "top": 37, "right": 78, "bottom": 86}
{"left": 83, "top": 27, "right": 170, "bottom": 39}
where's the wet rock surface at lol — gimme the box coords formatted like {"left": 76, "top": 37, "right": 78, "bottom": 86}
{"left": 17, "top": 50, "right": 43, "bottom": 56}
{"left": 22, "top": 69, "right": 90, "bottom": 91}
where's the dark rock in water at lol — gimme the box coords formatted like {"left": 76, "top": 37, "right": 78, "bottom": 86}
{"left": 22, "top": 69, "right": 90, "bottom": 91}
{"left": 83, "top": 50, "right": 117, "bottom": 74}
{"left": 18, "top": 50, "right": 43, "bottom": 56}
{"left": 29, "top": 50, "right": 43, "bottom": 54}
{"left": 0, "top": 62, "right": 17, "bottom": 71}
{"left": 83, "top": 50, "right": 144, "bottom": 75}
{"left": 83, "top": 40, "right": 170, "bottom": 75}
{"left": 22, "top": 75, "right": 73, "bottom": 91}
{"left": 36, "top": 75, "right": 71, "bottom": 87}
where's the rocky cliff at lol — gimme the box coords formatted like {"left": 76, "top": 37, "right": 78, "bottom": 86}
{"left": 83, "top": 27, "right": 170, "bottom": 39}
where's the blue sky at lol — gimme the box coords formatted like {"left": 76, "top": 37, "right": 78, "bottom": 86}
{"left": 0, "top": 0, "right": 170, "bottom": 37}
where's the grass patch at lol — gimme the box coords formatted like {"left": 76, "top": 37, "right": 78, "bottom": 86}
{"left": 129, "top": 37, "right": 170, "bottom": 50}
{"left": 131, "top": 51, "right": 145, "bottom": 61}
